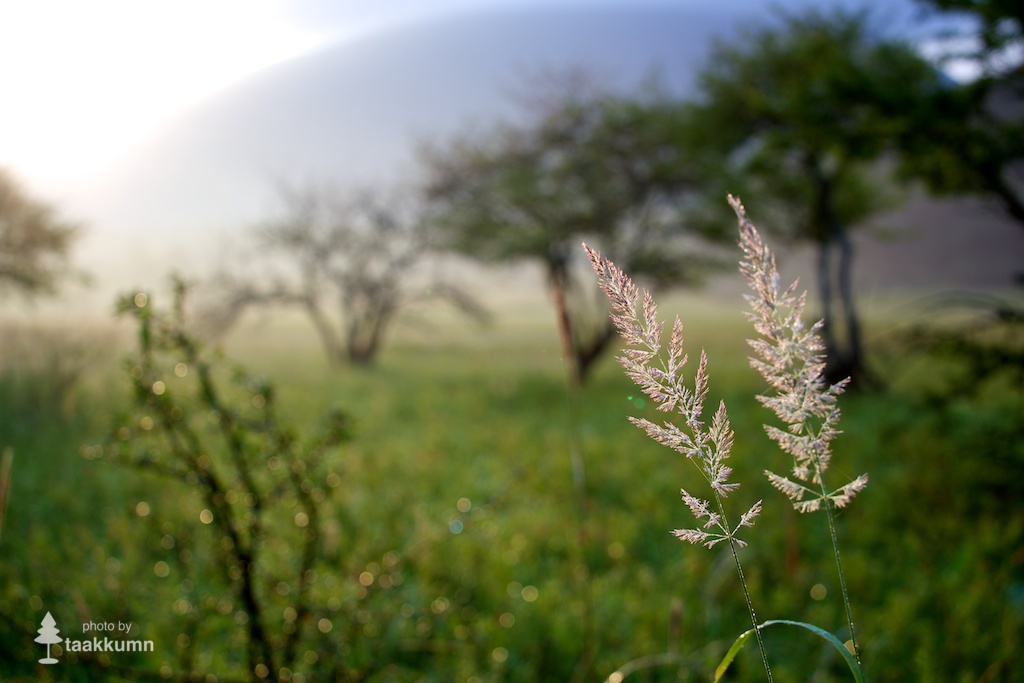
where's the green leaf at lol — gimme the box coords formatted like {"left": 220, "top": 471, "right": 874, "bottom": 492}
{"left": 713, "top": 619, "right": 863, "bottom": 683}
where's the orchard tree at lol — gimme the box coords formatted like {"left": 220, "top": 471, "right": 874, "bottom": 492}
{"left": 0, "top": 169, "right": 80, "bottom": 297}
{"left": 916, "top": 0, "right": 1022, "bottom": 65}
{"left": 685, "top": 9, "right": 937, "bottom": 384}
{"left": 896, "top": 0, "right": 1024, "bottom": 230}
{"left": 420, "top": 78, "right": 714, "bottom": 384}
{"left": 205, "top": 182, "right": 486, "bottom": 367}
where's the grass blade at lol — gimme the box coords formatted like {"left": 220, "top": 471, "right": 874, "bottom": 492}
{"left": 714, "top": 619, "right": 863, "bottom": 683}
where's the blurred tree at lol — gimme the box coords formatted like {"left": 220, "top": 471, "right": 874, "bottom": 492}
{"left": 916, "top": 0, "right": 1022, "bottom": 64}
{"left": 0, "top": 169, "right": 80, "bottom": 298}
{"left": 684, "top": 9, "right": 937, "bottom": 385}
{"left": 420, "top": 77, "right": 713, "bottom": 384}
{"left": 205, "top": 183, "right": 486, "bottom": 366}
{"left": 897, "top": 0, "right": 1024, "bottom": 231}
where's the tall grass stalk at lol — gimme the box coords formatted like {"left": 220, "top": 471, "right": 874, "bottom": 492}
{"left": 0, "top": 447, "right": 11, "bottom": 547}
{"left": 584, "top": 243, "right": 772, "bottom": 681}
{"left": 731, "top": 195, "right": 867, "bottom": 663}
{"left": 586, "top": 196, "right": 870, "bottom": 681}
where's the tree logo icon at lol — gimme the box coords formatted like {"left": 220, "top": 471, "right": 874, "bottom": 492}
{"left": 35, "top": 611, "right": 61, "bottom": 664}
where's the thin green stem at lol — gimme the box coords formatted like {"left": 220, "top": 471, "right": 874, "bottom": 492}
{"left": 553, "top": 281, "right": 595, "bottom": 683}
{"left": 821, "top": 477, "right": 860, "bottom": 664}
{"left": 713, "top": 489, "right": 773, "bottom": 683}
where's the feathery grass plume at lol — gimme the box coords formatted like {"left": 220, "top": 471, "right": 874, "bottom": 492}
{"left": 731, "top": 194, "right": 867, "bottom": 511}
{"left": 730, "top": 194, "right": 866, "bottom": 663}
{"left": 584, "top": 242, "right": 772, "bottom": 680}
{"left": 584, "top": 243, "right": 762, "bottom": 548}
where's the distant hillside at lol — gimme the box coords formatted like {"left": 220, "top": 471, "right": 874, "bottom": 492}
{"left": 45, "top": 0, "right": 1023, "bottom": 321}
{"left": 80, "top": 4, "right": 716, "bottom": 237}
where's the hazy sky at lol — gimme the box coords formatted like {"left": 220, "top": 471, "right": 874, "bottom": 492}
{"left": 2, "top": 0, "right": 1018, "bottom": 318}
{"left": 0, "top": 0, "right": 627, "bottom": 194}
{"left": 0, "top": 0, "right": 936, "bottom": 198}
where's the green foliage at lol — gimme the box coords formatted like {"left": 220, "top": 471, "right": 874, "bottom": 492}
{"left": 714, "top": 620, "right": 863, "bottom": 683}
{"left": 680, "top": 9, "right": 939, "bottom": 385}
{"left": 421, "top": 76, "right": 722, "bottom": 382}
{"left": 422, "top": 82, "right": 706, "bottom": 280}
{"left": 104, "top": 280, "right": 356, "bottom": 677}
{"left": 0, "top": 289, "right": 1021, "bottom": 681}
{"left": 900, "top": 1, "right": 1024, "bottom": 226}
{"left": 686, "top": 8, "right": 929, "bottom": 240}
{"left": 915, "top": 0, "right": 1023, "bottom": 63}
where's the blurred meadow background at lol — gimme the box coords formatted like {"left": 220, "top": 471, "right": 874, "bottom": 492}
{"left": 0, "top": 0, "right": 1022, "bottom": 681}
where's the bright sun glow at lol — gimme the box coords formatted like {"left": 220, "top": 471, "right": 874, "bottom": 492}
{"left": 0, "top": 0, "right": 330, "bottom": 192}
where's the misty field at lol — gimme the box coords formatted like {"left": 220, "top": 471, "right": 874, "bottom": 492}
{"left": 1, "top": 288, "right": 1021, "bottom": 682}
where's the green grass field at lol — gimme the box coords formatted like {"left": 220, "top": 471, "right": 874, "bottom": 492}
{"left": 1, "top": 287, "right": 1021, "bottom": 682}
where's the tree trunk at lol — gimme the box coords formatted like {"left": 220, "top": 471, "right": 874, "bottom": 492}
{"left": 984, "top": 163, "right": 1024, "bottom": 230}
{"left": 345, "top": 303, "right": 392, "bottom": 367}
{"left": 835, "top": 221, "right": 864, "bottom": 383}
{"left": 808, "top": 156, "right": 866, "bottom": 386}
{"left": 549, "top": 260, "right": 581, "bottom": 387}
{"left": 816, "top": 237, "right": 839, "bottom": 365}
{"left": 575, "top": 321, "right": 618, "bottom": 382}
{"left": 303, "top": 297, "right": 346, "bottom": 367}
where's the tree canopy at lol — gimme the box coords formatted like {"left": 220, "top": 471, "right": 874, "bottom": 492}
{"left": 204, "top": 182, "right": 486, "bottom": 366}
{"left": 421, "top": 80, "right": 715, "bottom": 382}
{"left": 0, "top": 169, "right": 80, "bottom": 298}
{"left": 897, "top": 0, "right": 1024, "bottom": 229}
{"left": 684, "top": 8, "right": 939, "bottom": 383}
